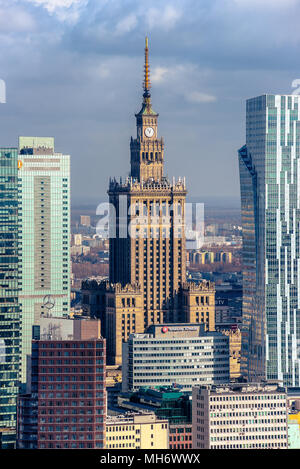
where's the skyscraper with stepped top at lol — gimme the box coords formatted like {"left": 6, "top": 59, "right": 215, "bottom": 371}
{"left": 82, "top": 38, "right": 215, "bottom": 365}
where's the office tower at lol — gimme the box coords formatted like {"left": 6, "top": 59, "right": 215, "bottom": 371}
{"left": 0, "top": 148, "right": 20, "bottom": 448}
{"left": 18, "top": 136, "right": 70, "bottom": 388}
{"left": 31, "top": 324, "right": 106, "bottom": 449}
{"left": 82, "top": 38, "right": 215, "bottom": 364}
{"left": 105, "top": 412, "right": 169, "bottom": 449}
{"left": 122, "top": 324, "right": 230, "bottom": 392}
{"left": 239, "top": 95, "right": 300, "bottom": 386}
{"left": 192, "top": 382, "right": 288, "bottom": 449}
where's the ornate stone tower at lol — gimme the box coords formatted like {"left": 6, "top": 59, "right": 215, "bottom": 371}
{"left": 81, "top": 38, "right": 216, "bottom": 365}
{"left": 109, "top": 37, "right": 187, "bottom": 331}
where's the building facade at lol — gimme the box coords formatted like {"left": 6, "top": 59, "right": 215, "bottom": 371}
{"left": 192, "top": 382, "right": 288, "bottom": 449}
{"left": 18, "top": 136, "right": 70, "bottom": 388}
{"left": 239, "top": 95, "right": 300, "bottom": 386}
{"left": 0, "top": 147, "right": 20, "bottom": 447}
{"left": 122, "top": 324, "right": 230, "bottom": 392}
{"left": 31, "top": 329, "right": 106, "bottom": 449}
{"left": 169, "top": 425, "right": 192, "bottom": 450}
{"left": 182, "top": 281, "right": 215, "bottom": 330}
{"left": 105, "top": 412, "right": 169, "bottom": 449}
{"left": 221, "top": 327, "right": 241, "bottom": 380}
{"left": 16, "top": 393, "right": 38, "bottom": 449}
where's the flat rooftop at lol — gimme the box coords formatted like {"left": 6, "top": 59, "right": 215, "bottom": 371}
{"left": 196, "top": 382, "right": 286, "bottom": 394}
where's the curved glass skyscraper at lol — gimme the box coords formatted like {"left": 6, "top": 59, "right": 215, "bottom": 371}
{"left": 239, "top": 94, "right": 300, "bottom": 386}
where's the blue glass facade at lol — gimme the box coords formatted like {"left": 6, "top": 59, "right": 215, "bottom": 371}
{"left": 239, "top": 94, "right": 300, "bottom": 386}
{"left": 0, "top": 148, "right": 19, "bottom": 447}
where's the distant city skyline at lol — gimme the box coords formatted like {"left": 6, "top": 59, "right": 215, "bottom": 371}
{"left": 1, "top": 1, "right": 300, "bottom": 202}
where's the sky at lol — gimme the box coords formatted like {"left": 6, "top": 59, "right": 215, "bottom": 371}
{"left": 0, "top": 0, "right": 300, "bottom": 206}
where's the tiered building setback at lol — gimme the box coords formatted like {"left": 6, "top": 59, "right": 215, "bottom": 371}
{"left": 82, "top": 38, "right": 216, "bottom": 365}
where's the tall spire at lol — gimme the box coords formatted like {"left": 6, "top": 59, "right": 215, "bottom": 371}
{"left": 136, "top": 36, "right": 157, "bottom": 116}
{"left": 143, "top": 36, "right": 151, "bottom": 98}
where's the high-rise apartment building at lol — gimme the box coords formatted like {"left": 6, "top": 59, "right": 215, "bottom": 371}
{"left": 239, "top": 95, "right": 300, "bottom": 386}
{"left": 122, "top": 324, "right": 229, "bottom": 392}
{"left": 81, "top": 38, "right": 216, "bottom": 364}
{"left": 192, "top": 382, "right": 288, "bottom": 449}
{"left": 31, "top": 325, "right": 106, "bottom": 449}
{"left": 0, "top": 148, "right": 20, "bottom": 448}
{"left": 18, "top": 136, "right": 70, "bottom": 388}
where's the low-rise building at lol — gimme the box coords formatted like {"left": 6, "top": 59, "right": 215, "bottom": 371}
{"left": 192, "top": 382, "right": 288, "bottom": 449}
{"left": 169, "top": 424, "right": 192, "bottom": 450}
{"left": 122, "top": 324, "right": 230, "bottom": 392}
{"left": 288, "top": 416, "right": 300, "bottom": 448}
{"left": 114, "top": 386, "right": 192, "bottom": 448}
{"left": 105, "top": 412, "right": 169, "bottom": 449}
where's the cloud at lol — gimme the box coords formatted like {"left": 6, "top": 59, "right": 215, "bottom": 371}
{"left": 2, "top": 0, "right": 300, "bottom": 202}
{"left": 25, "top": 0, "right": 88, "bottom": 23}
{"left": 150, "top": 64, "right": 215, "bottom": 104}
{"left": 185, "top": 91, "right": 217, "bottom": 104}
{"left": 232, "top": 0, "right": 297, "bottom": 8}
{"left": 146, "top": 5, "right": 182, "bottom": 31}
{"left": 95, "top": 64, "right": 111, "bottom": 79}
{"left": 26, "top": 0, "right": 83, "bottom": 11}
{"left": 0, "top": 5, "right": 35, "bottom": 33}
{"left": 151, "top": 67, "right": 169, "bottom": 84}
{"left": 115, "top": 14, "right": 137, "bottom": 36}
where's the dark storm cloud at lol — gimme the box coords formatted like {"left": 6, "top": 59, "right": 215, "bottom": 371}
{"left": 1, "top": 0, "right": 300, "bottom": 205}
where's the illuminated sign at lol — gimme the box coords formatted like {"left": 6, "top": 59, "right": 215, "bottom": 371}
{"left": 161, "top": 326, "right": 197, "bottom": 333}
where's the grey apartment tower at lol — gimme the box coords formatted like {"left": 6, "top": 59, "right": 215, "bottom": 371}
{"left": 239, "top": 94, "right": 300, "bottom": 386}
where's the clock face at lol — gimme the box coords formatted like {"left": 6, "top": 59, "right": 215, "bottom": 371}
{"left": 145, "top": 127, "right": 154, "bottom": 138}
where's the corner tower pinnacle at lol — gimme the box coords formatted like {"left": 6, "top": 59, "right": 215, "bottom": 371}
{"left": 130, "top": 37, "right": 164, "bottom": 182}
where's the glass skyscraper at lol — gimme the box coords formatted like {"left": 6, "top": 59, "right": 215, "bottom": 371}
{"left": 0, "top": 148, "right": 19, "bottom": 447}
{"left": 18, "top": 137, "right": 70, "bottom": 388}
{"left": 239, "top": 94, "right": 300, "bottom": 386}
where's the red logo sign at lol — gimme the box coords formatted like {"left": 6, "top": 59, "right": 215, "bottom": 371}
{"left": 162, "top": 327, "right": 168, "bottom": 333}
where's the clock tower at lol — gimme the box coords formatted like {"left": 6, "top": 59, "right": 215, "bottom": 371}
{"left": 81, "top": 36, "right": 216, "bottom": 365}
{"left": 130, "top": 37, "right": 164, "bottom": 182}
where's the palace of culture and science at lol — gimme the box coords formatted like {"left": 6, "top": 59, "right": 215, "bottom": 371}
{"left": 82, "top": 39, "right": 215, "bottom": 364}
